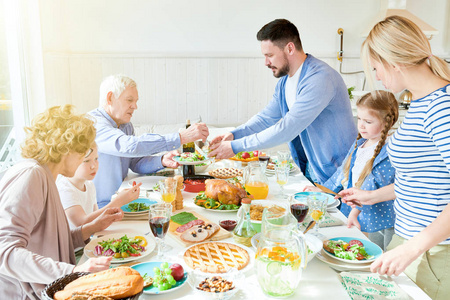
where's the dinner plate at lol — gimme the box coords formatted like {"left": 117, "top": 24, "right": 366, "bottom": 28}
{"left": 327, "top": 199, "right": 340, "bottom": 211}
{"left": 182, "top": 241, "right": 255, "bottom": 274}
{"left": 323, "top": 237, "right": 383, "bottom": 264}
{"left": 84, "top": 232, "right": 155, "bottom": 264}
{"left": 294, "top": 192, "right": 336, "bottom": 207}
{"left": 121, "top": 198, "right": 158, "bottom": 213}
{"left": 316, "top": 249, "right": 372, "bottom": 272}
{"left": 128, "top": 176, "right": 167, "bottom": 190}
{"left": 172, "top": 156, "right": 213, "bottom": 165}
{"left": 131, "top": 262, "right": 188, "bottom": 295}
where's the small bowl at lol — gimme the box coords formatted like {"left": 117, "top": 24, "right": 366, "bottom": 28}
{"left": 195, "top": 161, "right": 212, "bottom": 173}
{"left": 188, "top": 268, "right": 243, "bottom": 300}
{"left": 219, "top": 219, "right": 237, "bottom": 231}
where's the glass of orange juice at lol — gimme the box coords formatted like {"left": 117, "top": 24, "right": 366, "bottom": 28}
{"left": 159, "top": 180, "right": 176, "bottom": 203}
{"left": 306, "top": 194, "right": 328, "bottom": 239}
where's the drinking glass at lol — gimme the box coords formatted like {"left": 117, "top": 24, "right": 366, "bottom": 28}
{"left": 148, "top": 203, "right": 172, "bottom": 258}
{"left": 275, "top": 165, "right": 290, "bottom": 199}
{"left": 277, "top": 150, "right": 290, "bottom": 166}
{"left": 159, "top": 180, "right": 176, "bottom": 204}
{"left": 289, "top": 195, "right": 309, "bottom": 229}
{"left": 306, "top": 194, "right": 328, "bottom": 239}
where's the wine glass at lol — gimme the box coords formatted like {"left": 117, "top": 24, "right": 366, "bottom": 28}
{"left": 277, "top": 150, "right": 290, "bottom": 166}
{"left": 289, "top": 195, "right": 309, "bottom": 230}
{"left": 275, "top": 165, "right": 290, "bottom": 198}
{"left": 148, "top": 203, "right": 172, "bottom": 258}
{"left": 306, "top": 194, "right": 328, "bottom": 240}
{"left": 159, "top": 180, "right": 176, "bottom": 204}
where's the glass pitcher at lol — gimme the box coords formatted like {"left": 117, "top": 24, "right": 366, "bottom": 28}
{"left": 243, "top": 161, "right": 269, "bottom": 199}
{"left": 255, "top": 206, "right": 307, "bottom": 298}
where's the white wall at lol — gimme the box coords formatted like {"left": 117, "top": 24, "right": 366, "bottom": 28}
{"left": 38, "top": 0, "right": 450, "bottom": 125}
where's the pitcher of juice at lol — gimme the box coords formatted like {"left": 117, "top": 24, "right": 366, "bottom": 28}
{"left": 255, "top": 207, "right": 307, "bottom": 298}
{"left": 243, "top": 161, "right": 269, "bottom": 199}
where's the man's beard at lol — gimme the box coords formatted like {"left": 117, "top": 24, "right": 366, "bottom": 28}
{"left": 270, "top": 56, "right": 290, "bottom": 78}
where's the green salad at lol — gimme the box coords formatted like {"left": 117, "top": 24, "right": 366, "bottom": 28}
{"left": 127, "top": 202, "right": 150, "bottom": 212}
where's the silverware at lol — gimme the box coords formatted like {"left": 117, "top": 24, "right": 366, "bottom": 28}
{"left": 303, "top": 220, "right": 316, "bottom": 234}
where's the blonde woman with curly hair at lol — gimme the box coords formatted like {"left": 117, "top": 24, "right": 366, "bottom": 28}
{"left": 340, "top": 15, "right": 450, "bottom": 299}
{"left": 0, "top": 105, "right": 123, "bottom": 299}
{"left": 304, "top": 90, "right": 398, "bottom": 250}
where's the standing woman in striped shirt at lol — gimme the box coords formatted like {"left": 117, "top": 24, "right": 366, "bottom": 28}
{"left": 340, "top": 15, "right": 450, "bottom": 299}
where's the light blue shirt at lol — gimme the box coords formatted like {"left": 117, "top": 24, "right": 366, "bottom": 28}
{"left": 323, "top": 138, "right": 396, "bottom": 232}
{"left": 89, "top": 108, "right": 181, "bottom": 208}
{"left": 230, "top": 54, "right": 357, "bottom": 183}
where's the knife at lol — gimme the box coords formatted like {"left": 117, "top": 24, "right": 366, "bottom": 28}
{"left": 314, "top": 183, "right": 341, "bottom": 199}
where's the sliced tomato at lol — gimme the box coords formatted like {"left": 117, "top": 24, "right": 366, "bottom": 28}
{"left": 348, "top": 240, "right": 364, "bottom": 247}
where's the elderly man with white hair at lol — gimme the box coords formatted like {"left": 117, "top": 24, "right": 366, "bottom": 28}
{"left": 89, "top": 74, "right": 209, "bottom": 208}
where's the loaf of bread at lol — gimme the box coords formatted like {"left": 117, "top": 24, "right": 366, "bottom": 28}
{"left": 54, "top": 267, "right": 143, "bottom": 300}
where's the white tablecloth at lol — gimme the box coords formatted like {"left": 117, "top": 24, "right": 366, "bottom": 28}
{"left": 79, "top": 166, "right": 430, "bottom": 300}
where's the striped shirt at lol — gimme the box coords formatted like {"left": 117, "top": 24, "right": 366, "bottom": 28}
{"left": 387, "top": 84, "right": 450, "bottom": 244}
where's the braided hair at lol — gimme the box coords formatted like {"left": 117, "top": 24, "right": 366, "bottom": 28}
{"left": 341, "top": 90, "right": 398, "bottom": 188}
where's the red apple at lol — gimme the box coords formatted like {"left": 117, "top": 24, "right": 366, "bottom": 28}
{"left": 253, "top": 150, "right": 259, "bottom": 157}
{"left": 169, "top": 263, "right": 184, "bottom": 281}
{"left": 241, "top": 152, "right": 250, "bottom": 159}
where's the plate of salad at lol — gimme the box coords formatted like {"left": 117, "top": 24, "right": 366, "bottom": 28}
{"left": 132, "top": 261, "right": 188, "bottom": 294}
{"left": 84, "top": 233, "right": 156, "bottom": 263}
{"left": 172, "top": 153, "right": 213, "bottom": 165}
{"left": 121, "top": 198, "right": 158, "bottom": 213}
{"left": 229, "top": 151, "right": 262, "bottom": 162}
{"left": 322, "top": 237, "right": 382, "bottom": 264}
{"left": 194, "top": 191, "right": 240, "bottom": 212}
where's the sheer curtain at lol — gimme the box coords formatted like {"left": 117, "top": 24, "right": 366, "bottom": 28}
{"left": 1, "top": 0, "right": 46, "bottom": 169}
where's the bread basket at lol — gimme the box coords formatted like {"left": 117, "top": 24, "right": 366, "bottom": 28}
{"left": 41, "top": 272, "right": 143, "bottom": 300}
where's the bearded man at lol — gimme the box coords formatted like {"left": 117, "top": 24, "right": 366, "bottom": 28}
{"left": 210, "top": 19, "right": 357, "bottom": 184}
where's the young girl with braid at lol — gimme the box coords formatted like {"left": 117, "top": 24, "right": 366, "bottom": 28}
{"left": 304, "top": 90, "right": 398, "bottom": 250}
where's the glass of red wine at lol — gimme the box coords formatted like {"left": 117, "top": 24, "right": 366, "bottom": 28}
{"left": 149, "top": 203, "right": 172, "bottom": 258}
{"left": 289, "top": 195, "right": 309, "bottom": 230}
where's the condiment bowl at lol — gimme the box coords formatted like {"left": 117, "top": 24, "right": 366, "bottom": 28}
{"left": 187, "top": 268, "right": 243, "bottom": 300}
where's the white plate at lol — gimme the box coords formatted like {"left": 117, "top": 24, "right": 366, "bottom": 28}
{"left": 327, "top": 199, "right": 340, "bottom": 210}
{"left": 128, "top": 176, "right": 167, "bottom": 190}
{"left": 182, "top": 241, "right": 255, "bottom": 274}
{"left": 84, "top": 232, "right": 155, "bottom": 264}
{"left": 316, "top": 249, "right": 372, "bottom": 272}
{"left": 172, "top": 156, "right": 213, "bottom": 165}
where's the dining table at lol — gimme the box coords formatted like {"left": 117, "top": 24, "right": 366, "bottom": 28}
{"left": 78, "top": 161, "right": 430, "bottom": 300}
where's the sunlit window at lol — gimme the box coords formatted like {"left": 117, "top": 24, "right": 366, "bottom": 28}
{"left": 0, "top": 8, "right": 13, "bottom": 151}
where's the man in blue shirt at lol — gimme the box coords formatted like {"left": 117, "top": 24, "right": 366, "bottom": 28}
{"left": 209, "top": 19, "right": 357, "bottom": 184}
{"left": 90, "top": 75, "right": 209, "bottom": 208}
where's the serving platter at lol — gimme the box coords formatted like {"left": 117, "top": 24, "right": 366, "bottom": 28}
{"left": 172, "top": 156, "right": 213, "bottom": 165}
{"left": 323, "top": 237, "right": 382, "bottom": 264}
{"left": 84, "top": 232, "right": 155, "bottom": 264}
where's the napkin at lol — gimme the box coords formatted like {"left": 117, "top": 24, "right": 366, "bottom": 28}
{"left": 339, "top": 272, "right": 411, "bottom": 300}
{"left": 301, "top": 210, "right": 344, "bottom": 228}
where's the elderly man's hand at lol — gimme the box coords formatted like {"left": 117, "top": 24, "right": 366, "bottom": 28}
{"left": 161, "top": 150, "right": 180, "bottom": 168}
{"left": 210, "top": 132, "right": 234, "bottom": 145}
{"left": 208, "top": 140, "right": 235, "bottom": 159}
{"left": 180, "top": 123, "right": 209, "bottom": 144}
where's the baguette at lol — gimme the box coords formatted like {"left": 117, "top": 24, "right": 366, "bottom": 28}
{"left": 54, "top": 267, "right": 143, "bottom": 300}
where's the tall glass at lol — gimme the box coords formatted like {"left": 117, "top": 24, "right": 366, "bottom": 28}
{"left": 148, "top": 203, "right": 172, "bottom": 258}
{"left": 277, "top": 150, "right": 290, "bottom": 166}
{"left": 275, "top": 165, "right": 290, "bottom": 199}
{"left": 159, "top": 180, "right": 176, "bottom": 203}
{"left": 306, "top": 194, "right": 328, "bottom": 240}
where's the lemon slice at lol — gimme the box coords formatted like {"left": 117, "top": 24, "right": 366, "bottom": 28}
{"left": 135, "top": 236, "right": 148, "bottom": 247}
